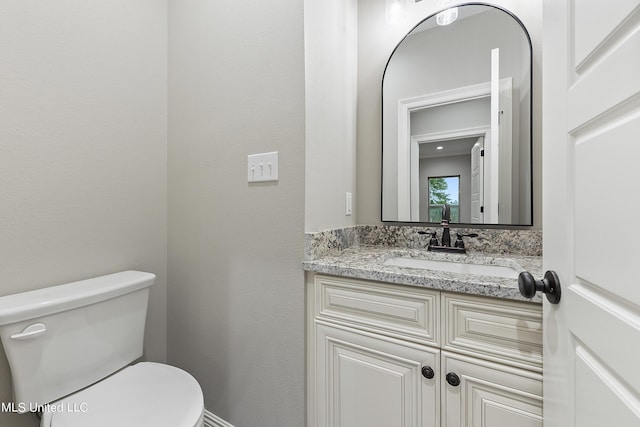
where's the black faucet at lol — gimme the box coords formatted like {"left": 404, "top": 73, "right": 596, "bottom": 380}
{"left": 417, "top": 205, "right": 478, "bottom": 253}
{"left": 440, "top": 204, "right": 451, "bottom": 247}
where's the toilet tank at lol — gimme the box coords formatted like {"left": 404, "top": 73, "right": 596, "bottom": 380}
{"left": 0, "top": 271, "right": 155, "bottom": 411}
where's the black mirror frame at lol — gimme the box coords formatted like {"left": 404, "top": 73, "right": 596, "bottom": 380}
{"left": 381, "top": 2, "right": 534, "bottom": 227}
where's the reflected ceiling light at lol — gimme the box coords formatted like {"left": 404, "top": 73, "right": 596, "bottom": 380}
{"left": 432, "top": 0, "right": 458, "bottom": 26}
{"left": 436, "top": 7, "right": 458, "bottom": 25}
{"left": 436, "top": 146, "right": 444, "bottom": 150}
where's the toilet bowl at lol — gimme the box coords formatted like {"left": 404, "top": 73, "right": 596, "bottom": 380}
{"left": 40, "top": 363, "right": 204, "bottom": 427}
{"left": 0, "top": 271, "right": 204, "bottom": 427}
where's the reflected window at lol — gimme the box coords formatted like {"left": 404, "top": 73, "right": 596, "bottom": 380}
{"left": 428, "top": 176, "right": 460, "bottom": 223}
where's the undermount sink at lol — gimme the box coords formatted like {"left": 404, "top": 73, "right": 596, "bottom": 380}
{"left": 383, "top": 257, "right": 520, "bottom": 279}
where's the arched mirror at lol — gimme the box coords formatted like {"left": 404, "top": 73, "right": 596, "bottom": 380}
{"left": 382, "top": 4, "right": 532, "bottom": 225}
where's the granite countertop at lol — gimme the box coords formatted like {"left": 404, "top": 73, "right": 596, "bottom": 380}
{"left": 302, "top": 245, "right": 543, "bottom": 303}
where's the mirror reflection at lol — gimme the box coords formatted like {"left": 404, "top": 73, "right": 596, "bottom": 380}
{"left": 427, "top": 175, "right": 460, "bottom": 223}
{"left": 382, "top": 4, "right": 532, "bottom": 225}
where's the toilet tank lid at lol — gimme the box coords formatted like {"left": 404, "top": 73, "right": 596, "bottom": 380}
{"left": 0, "top": 271, "right": 155, "bottom": 326}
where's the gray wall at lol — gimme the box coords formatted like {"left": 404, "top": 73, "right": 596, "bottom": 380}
{"left": 305, "top": 0, "right": 358, "bottom": 231}
{"left": 357, "top": 0, "right": 542, "bottom": 228}
{"left": 167, "top": 0, "right": 305, "bottom": 426}
{"left": 0, "top": 1, "right": 168, "bottom": 426}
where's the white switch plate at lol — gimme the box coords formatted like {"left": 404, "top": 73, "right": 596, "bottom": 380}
{"left": 345, "top": 192, "right": 352, "bottom": 216}
{"left": 248, "top": 151, "right": 279, "bottom": 182}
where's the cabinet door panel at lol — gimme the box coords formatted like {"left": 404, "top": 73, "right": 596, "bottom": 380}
{"left": 316, "top": 322, "right": 439, "bottom": 427}
{"left": 442, "top": 352, "right": 542, "bottom": 427}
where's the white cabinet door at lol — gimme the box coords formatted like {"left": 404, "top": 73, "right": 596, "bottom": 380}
{"left": 315, "top": 322, "right": 440, "bottom": 427}
{"left": 543, "top": 1, "right": 640, "bottom": 426}
{"left": 441, "top": 352, "right": 542, "bottom": 427}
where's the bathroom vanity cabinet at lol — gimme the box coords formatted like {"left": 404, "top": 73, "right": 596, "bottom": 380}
{"left": 306, "top": 273, "right": 543, "bottom": 427}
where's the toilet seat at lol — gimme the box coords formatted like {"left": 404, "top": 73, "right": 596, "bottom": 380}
{"left": 42, "top": 362, "right": 204, "bottom": 427}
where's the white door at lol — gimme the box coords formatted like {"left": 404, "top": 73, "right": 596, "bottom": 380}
{"left": 543, "top": 1, "right": 640, "bottom": 426}
{"left": 488, "top": 48, "right": 500, "bottom": 224}
{"left": 497, "top": 78, "right": 513, "bottom": 224}
{"left": 470, "top": 137, "right": 484, "bottom": 223}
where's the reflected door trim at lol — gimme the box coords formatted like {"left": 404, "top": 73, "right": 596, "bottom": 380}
{"left": 397, "top": 80, "right": 510, "bottom": 221}
{"left": 397, "top": 81, "right": 490, "bottom": 221}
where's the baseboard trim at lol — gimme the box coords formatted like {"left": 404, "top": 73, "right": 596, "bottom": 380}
{"left": 204, "top": 409, "right": 234, "bottom": 427}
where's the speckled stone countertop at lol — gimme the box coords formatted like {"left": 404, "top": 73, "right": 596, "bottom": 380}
{"left": 302, "top": 245, "right": 543, "bottom": 303}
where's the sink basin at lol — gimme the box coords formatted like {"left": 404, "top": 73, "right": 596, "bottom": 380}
{"left": 383, "top": 257, "right": 520, "bottom": 279}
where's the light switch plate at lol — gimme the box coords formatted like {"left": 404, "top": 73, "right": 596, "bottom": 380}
{"left": 345, "top": 192, "right": 353, "bottom": 216}
{"left": 248, "top": 151, "right": 279, "bottom": 182}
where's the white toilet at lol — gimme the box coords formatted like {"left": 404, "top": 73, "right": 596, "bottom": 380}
{"left": 0, "top": 271, "right": 204, "bottom": 427}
